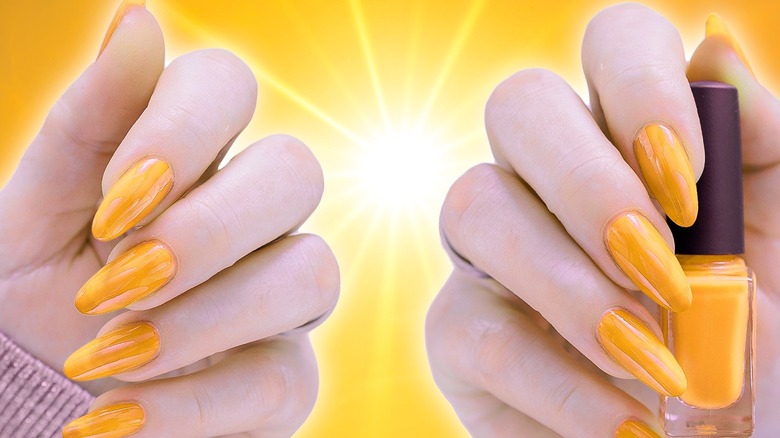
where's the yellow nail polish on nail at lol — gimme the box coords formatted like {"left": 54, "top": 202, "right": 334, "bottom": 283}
{"left": 615, "top": 419, "right": 661, "bottom": 438}
{"left": 598, "top": 309, "right": 687, "bottom": 397}
{"left": 62, "top": 402, "right": 145, "bottom": 438}
{"left": 706, "top": 13, "right": 754, "bottom": 76}
{"left": 634, "top": 124, "right": 698, "bottom": 227}
{"left": 606, "top": 212, "right": 692, "bottom": 312}
{"left": 92, "top": 157, "right": 173, "bottom": 241}
{"left": 98, "top": 0, "right": 146, "bottom": 57}
{"left": 75, "top": 241, "right": 176, "bottom": 315}
{"left": 64, "top": 322, "right": 159, "bottom": 381}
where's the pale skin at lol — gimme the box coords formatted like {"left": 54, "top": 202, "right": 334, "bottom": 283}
{"left": 428, "top": 4, "right": 780, "bottom": 437}
{"left": 0, "top": 5, "right": 338, "bottom": 438}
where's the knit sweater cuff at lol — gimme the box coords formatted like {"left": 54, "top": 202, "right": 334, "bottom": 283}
{"left": 0, "top": 332, "right": 94, "bottom": 438}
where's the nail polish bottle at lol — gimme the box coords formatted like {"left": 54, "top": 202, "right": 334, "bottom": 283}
{"left": 661, "top": 82, "right": 755, "bottom": 436}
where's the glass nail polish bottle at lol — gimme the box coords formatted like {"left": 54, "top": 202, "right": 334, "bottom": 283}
{"left": 661, "top": 82, "right": 755, "bottom": 436}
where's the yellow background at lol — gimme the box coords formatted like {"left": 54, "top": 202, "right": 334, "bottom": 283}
{"left": 1, "top": 1, "right": 779, "bottom": 436}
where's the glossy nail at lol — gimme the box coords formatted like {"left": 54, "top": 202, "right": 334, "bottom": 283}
{"left": 64, "top": 322, "right": 160, "bottom": 381}
{"left": 634, "top": 124, "right": 698, "bottom": 227}
{"left": 615, "top": 419, "right": 661, "bottom": 438}
{"left": 598, "top": 309, "right": 687, "bottom": 397}
{"left": 98, "top": 0, "right": 146, "bottom": 58}
{"left": 62, "top": 402, "right": 145, "bottom": 438}
{"left": 92, "top": 157, "right": 173, "bottom": 241}
{"left": 705, "top": 13, "right": 754, "bottom": 76}
{"left": 606, "top": 211, "right": 692, "bottom": 312}
{"left": 75, "top": 241, "right": 176, "bottom": 315}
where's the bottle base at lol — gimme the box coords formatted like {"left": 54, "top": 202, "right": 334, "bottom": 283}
{"left": 662, "top": 397, "right": 753, "bottom": 437}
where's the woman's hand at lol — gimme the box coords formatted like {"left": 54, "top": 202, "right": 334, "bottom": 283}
{"left": 0, "top": 2, "right": 339, "bottom": 437}
{"left": 427, "top": 4, "right": 780, "bottom": 437}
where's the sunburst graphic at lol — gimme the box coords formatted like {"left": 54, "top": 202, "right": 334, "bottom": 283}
{"left": 6, "top": 0, "right": 729, "bottom": 436}
{"left": 149, "top": 1, "right": 546, "bottom": 436}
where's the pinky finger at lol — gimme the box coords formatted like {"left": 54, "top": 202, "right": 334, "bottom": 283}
{"left": 62, "top": 334, "right": 318, "bottom": 438}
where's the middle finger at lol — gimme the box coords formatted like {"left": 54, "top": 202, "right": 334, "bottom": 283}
{"left": 485, "top": 68, "right": 691, "bottom": 312}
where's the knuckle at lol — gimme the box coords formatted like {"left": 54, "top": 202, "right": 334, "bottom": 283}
{"left": 194, "top": 48, "right": 258, "bottom": 98}
{"left": 183, "top": 190, "right": 238, "bottom": 255}
{"left": 253, "top": 135, "right": 324, "bottom": 213}
{"left": 474, "top": 316, "right": 534, "bottom": 384}
{"left": 247, "top": 355, "right": 300, "bottom": 420}
{"left": 290, "top": 234, "right": 340, "bottom": 315}
{"left": 606, "top": 60, "right": 683, "bottom": 94}
{"left": 44, "top": 100, "right": 119, "bottom": 155}
{"left": 486, "top": 68, "right": 566, "bottom": 125}
{"left": 441, "top": 163, "right": 505, "bottom": 252}
{"left": 549, "top": 373, "right": 585, "bottom": 421}
{"left": 188, "top": 381, "right": 217, "bottom": 429}
{"left": 154, "top": 102, "right": 219, "bottom": 157}
{"left": 552, "top": 139, "right": 621, "bottom": 207}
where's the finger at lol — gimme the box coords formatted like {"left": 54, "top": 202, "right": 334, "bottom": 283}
{"left": 63, "top": 233, "right": 339, "bottom": 382}
{"left": 426, "top": 271, "right": 664, "bottom": 437}
{"left": 74, "top": 135, "right": 324, "bottom": 314}
{"left": 441, "top": 163, "right": 686, "bottom": 394}
{"left": 687, "top": 14, "right": 780, "bottom": 297}
{"left": 0, "top": 2, "right": 163, "bottom": 266}
{"left": 90, "top": 48, "right": 258, "bottom": 241}
{"left": 485, "top": 70, "right": 692, "bottom": 312}
{"left": 582, "top": 3, "right": 703, "bottom": 227}
{"left": 62, "top": 334, "right": 318, "bottom": 438}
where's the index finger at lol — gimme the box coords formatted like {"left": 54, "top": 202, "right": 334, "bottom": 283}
{"left": 582, "top": 3, "right": 704, "bottom": 227}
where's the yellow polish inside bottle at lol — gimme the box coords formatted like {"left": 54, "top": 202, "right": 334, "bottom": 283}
{"left": 661, "top": 255, "right": 755, "bottom": 436}
{"left": 670, "top": 255, "right": 751, "bottom": 408}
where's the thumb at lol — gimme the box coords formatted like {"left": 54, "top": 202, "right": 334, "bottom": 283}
{"left": 0, "top": 0, "right": 164, "bottom": 268}
{"left": 687, "top": 13, "right": 780, "bottom": 170}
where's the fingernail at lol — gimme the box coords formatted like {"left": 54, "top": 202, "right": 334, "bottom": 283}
{"left": 615, "top": 419, "right": 661, "bottom": 438}
{"left": 64, "top": 322, "right": 160, "bottom": 381}
{"left": 62, "top": 402, "right": 145, "bottom": 438}
{"left": 98, "top": 0, "right": 146, "bottom": 58}
{"left": 705, "top": 13, "right": 754, "bottom": 76}
{"left": 92, "top": 157, "right": 173, "bottom": 241}
{"left": 605, "top": 211, "right": 692, "bottom": 312}
{"left": 634, "top": 124, "right": 698, "bottom": 227}
{"left": 598, "top": 308, "right": 687, "bottom": 397}
{"left": 76, "top": 241, "right": 176, "bottom": 315}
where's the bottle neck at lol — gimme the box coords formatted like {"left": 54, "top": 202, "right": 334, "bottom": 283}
{"left": 676, "top": 254, "right": 746, "bottom": 275}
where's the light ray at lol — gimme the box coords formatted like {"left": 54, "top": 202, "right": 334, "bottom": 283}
{"left": 349, "top": 0, "right": 392, "bottom": 134}
{"left": 278, "top": 2, "right": 378, "bottom": 133}
{"left": 155, "top": 2, "right": 371, "bottom": 149}
{"left": 414, "top": 0, "right": 487, "bottom": 132}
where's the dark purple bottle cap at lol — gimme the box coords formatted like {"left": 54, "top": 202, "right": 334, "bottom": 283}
{"left": 668, "top": 82, "right": 744, "bottom": 255}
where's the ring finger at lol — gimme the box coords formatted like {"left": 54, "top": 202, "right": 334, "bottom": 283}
{"left": 63, "top": 233, "right": 339, "bottom": 382}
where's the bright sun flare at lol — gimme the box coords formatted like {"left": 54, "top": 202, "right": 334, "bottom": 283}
{"left": 355, "top": 130, "right": 450, "bottom": 210}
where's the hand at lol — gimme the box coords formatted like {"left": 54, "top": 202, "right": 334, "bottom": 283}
{"left": 0, "top": 2, "right": 339, "bottom": 437}
{"left": 427, "top": 4, "right": 780, "bottom": 437}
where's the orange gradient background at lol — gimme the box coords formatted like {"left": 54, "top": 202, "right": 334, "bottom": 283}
{"left": 1, "top": 1, "right": 779, "bottom": 436}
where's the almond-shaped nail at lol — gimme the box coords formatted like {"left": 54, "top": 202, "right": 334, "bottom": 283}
{"left": 62, "top": 402, "right": 145, "bottom": 438}
{"left": 634, "top": 124, "right": 698, "bottom": 227}
{"left": 615, "top": 419, "right": 661, "bottom": 438}
{"left": 92, "top": 157, "right": 173, "bottom": 241}
{"left": 76, "top": 241, "right": 176, "bottom": 315}
{"left": 606, "top": 212, "right": 692, "bottom": 312}
{"left": 705, "top": 13, "right": 754, "bottom": 76}
{"left": 64, "top": 322, "right": 159, "bottom": 381}
{"left": 99, "top": 0, "right": 147, "bottom": 58}
{"left": 598, "top": 309, "right": 687, "bottom": 397}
